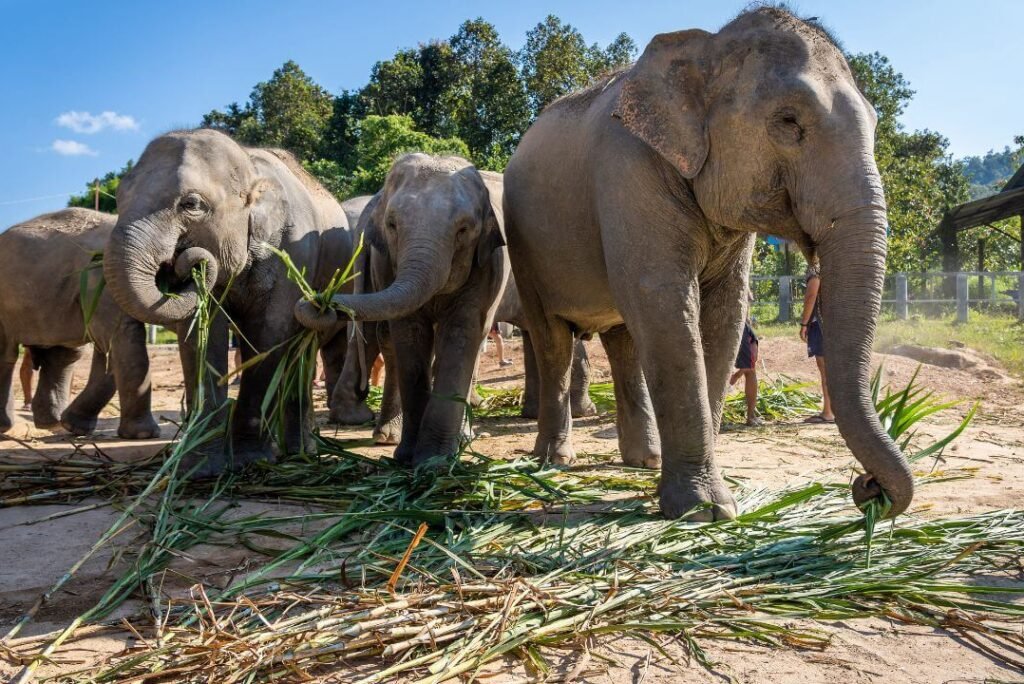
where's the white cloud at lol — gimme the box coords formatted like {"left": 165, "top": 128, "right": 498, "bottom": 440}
{"left": 56, "top": 110, "right": 139, "bottom": 134}
{"left": 51, "top": 139, "right": 98, "bottom": 156}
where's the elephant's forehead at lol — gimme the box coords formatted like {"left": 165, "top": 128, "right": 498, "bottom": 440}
{"left": 176, "top": 156, "right": 245, "bottom": 198}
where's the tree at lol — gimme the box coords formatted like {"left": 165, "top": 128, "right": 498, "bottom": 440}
{"left": 203, "top": 61, "right": 333, "bottom": 160}
{"left": 349, "top": 115, "right": 469, "bottom": 194}
{"left": 449, "top": 19, "right": 530, "bottom": 169}
{"left": 68, "top": 161, "right": 134, "bottom": 214}
{"left": 848, "top": 52, "right": 969, "bottom": 273}
{"left": 518, "top": 16, "right": 637, "bottom": 115}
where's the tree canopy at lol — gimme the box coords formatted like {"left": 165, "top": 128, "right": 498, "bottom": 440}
{"left": 72, "top": 14, "right": 1017, "bottom": 275}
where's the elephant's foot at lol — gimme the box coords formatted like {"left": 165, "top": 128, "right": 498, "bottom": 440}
{"left": 0, "top": 411, "right": 14, "bottom": 433}
{"left": 570, "top": 396, "right": 598, "bottom": 418}
{"left": 533, "top": 434, "right": 575, "bottom": 466}
{"left": 32, "top": 406, "right": 63, "bottom": 430}
{"left": 117, "top": 414, "right": 161, "bottom": 440}
{"left": 658, "top": 470, "right": 736, "bottom": 521}
{"left": 373, "top": 415, "right": 402, "bottom": 446}
{"left": 620, "top": 444, "right": 662, "bottom": 470}
{"left": 181, "top": 439, "right": 275, "bottom": 479}
{"left": 329, "top": 401, "right": 375, "bottom": 426}
{"left": 60, "top": 409, "right": 98, "bottom": 436}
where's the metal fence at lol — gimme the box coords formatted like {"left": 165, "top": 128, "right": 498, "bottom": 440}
{"left": 751, "top": 271, "right": 1024, "bottom": 323}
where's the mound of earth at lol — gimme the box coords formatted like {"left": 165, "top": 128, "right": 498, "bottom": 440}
{"left": 883, "top": 343, "right": 1009, "bottom": 382}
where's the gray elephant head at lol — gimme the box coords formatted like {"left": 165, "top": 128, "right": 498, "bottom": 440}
{"left": 613, "top": 8, "right": 912, "bottom": 515}
{"left": 299, "top": 154, "right": 503, "bottom": 326}
{"left": 104, "top": 129, "right": 285, "bottom": 326}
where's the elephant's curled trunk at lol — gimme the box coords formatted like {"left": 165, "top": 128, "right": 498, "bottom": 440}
{"left": 296, "top": 243, "right": 450, "bottom": 328}
{"left": 818, "top": 206, "right": 914, "bottom": 517}
{"left": 104, "top": 218, "right": 219, "bottom": 327}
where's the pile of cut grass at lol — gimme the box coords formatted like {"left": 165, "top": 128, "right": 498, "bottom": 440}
{"left": 1, "top": 256, "right": 1018, "bottom": 683}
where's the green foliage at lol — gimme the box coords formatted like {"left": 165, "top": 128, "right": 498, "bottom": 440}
{"left": 962, "top": 135, "right": 1024, "bottom": 197}
{"left": 204, "top": 61, "right": 333, "bottom": 160}
{"left": 518, "top": 15, "right": 636, "bottom": 115}
{"left": 349, "top": 114, "right": 470, "bottom": 194}
{"left": 848, "top": 52, "right": 970, "bottom": 274}
{"left": 67, "top": 161, "right": 133, "bottom": 213}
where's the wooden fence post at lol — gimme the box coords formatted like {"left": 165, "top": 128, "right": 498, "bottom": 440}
{"left": 1019, "top": 273, "right": 1024, "bottom": 321}
{"left": 895, "top": 273, "right": 909, "bottom": 319}
{"left": 778, "top": 276, "right": 792, "bottom": 322}
{"left": 956, "top": 273, "right": 969, "bottom": 323}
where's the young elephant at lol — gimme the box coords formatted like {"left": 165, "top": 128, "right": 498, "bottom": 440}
{"left": 504, "top": 7, "right": 914, "bottom": 519}
{"left": 102, "top": 129, "right": 354, "bottom": 476}
{"left": 296, "top": 154, "right": 506, "bottom": 466}
{"left": 0, "top": 208, "right": 158, "bottom": 439}
{"left": 326, "top": 263, "right": 596, "bottom": 443}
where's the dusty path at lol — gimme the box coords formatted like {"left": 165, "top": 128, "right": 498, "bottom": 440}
{"left": 1, "top": 335, "right": 1022, "bottom": 683}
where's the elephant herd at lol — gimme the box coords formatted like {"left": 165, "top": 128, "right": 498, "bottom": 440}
{"left": 0, "top": 8, "right": 914, "bottom": 519}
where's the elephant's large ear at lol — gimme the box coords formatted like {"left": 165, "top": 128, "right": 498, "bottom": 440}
{"left": 246, "top": 176, "right": 287, "bottom": 244}
{"left": 476, "top": 201, "right": 506, "bottom": 268}
{"left": 612, "top": 29, "right": 711, "bottom": 179}
{"left": 359, "top": 193, "right": 388, "bottom": 255}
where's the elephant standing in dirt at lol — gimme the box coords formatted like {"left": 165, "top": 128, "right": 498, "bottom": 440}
{"left": 296, "top": 154, "right": 506, "bottom": 465}
{"left": 102, "top": 129, "right": 354, "bottom": 476}
{"left": 324, "top": 245, "right": 597, "bottom": 444}
{"left": 504, "top": 7, "right": 913, "bottom": 519}
{"left": 0, "top": 208, "right": 158, "bottom": 439}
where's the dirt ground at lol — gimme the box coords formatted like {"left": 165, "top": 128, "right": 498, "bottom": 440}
{"left": 1, "top": 333, "right": 1022, "bottom": 683}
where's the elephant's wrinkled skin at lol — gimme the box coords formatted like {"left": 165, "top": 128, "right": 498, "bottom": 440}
{"left": 296, "top": 154, "right": 506, "bottom": 466}
{"left": 103, "top": 129, "right": 354, "bottom": 476}
{"left": 503, "top": 7, "right": 913, "bottom": 519}
{"left": 0, "top": 209, "right": 158, "bottom": 439}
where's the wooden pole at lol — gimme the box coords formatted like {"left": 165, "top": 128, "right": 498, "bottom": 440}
{"left": 977, "top": 238, "right": 985, "bottom": 300}
{"left": 94, "top": 179, "right": 99, "bottom": 212}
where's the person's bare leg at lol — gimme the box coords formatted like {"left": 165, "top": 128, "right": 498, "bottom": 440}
{"left": 744, "top": 369, "right": 759, "bottom": 425}
{"left": 493, "top": 332, "right": 511, "bottom": 366}
{"left": 370, "top": 354, "right": 384, "bottom": 387}
{"left": 729, "top": 369, "right": 742, "bottom": 386}
{"left": 815, "top": 356, "right": 834, "bottom": 420}
{"left": 19, "top": 349, "right": 33, "bottom": 409}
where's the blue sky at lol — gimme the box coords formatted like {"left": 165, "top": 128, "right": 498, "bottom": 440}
{"left": 0, "top": 0, "right": 1020, "bottom": 228}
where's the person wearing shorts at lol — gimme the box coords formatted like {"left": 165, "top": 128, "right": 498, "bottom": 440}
{"left": 800, "top": 264, "right": 834, "bottom": 423}
{"left": 730, "top": 320, "right": 761, "bottom": 426}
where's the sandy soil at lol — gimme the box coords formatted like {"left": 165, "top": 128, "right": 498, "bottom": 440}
{"left": 1, "top": 335, "right": 1022, "bottom": 683}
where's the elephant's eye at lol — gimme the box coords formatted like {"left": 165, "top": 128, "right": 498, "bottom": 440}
{"left": 768, "top": 109, "right": 804, "bottom": 146}
{"left": 179, "top": 194, "right": 207, "bottom": 215}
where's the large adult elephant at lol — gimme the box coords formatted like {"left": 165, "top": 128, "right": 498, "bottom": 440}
{"left": 503, "top": 7, "right": 913, "bottom": 520}
{"left": 0, "top": 208, "right": 158, "bottom": 438}
{"left": 296, "top": 154, "right": 507, "bottom": 465}
{"left": 103, "top": 129, "right": 354, "bottom": 476}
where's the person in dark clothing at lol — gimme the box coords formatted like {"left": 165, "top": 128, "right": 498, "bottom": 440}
{"left": 730, "top": 320, "right": 761, "bottom": 426}
{"left": 800, "top": 264, "right": 834, "bottom": 423}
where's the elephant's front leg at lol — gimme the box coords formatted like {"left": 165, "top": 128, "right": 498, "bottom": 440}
{"left": 700, "top": 256, "right": 754, "bottom": 433}
{"left": 109, "top": 319, "right": 160, "bottom": 439}
{"left": 617, "top": 271, "right": 736, "bottom": 521}
{"left": 329, "top": 321, "right": 380, "bottom": 426}
{"left": 412, "top": 312, "right": 486, "bottom": 465}
{"left": 176, "top": 309, "right": 229, "bottom": 416}
{"left": 390, "top": 314, "right": 434, "bottom": 466}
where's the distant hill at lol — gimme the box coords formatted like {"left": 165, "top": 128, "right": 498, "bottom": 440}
{"left": 962, "top": 144, "right": 1022, "bottom": 199}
